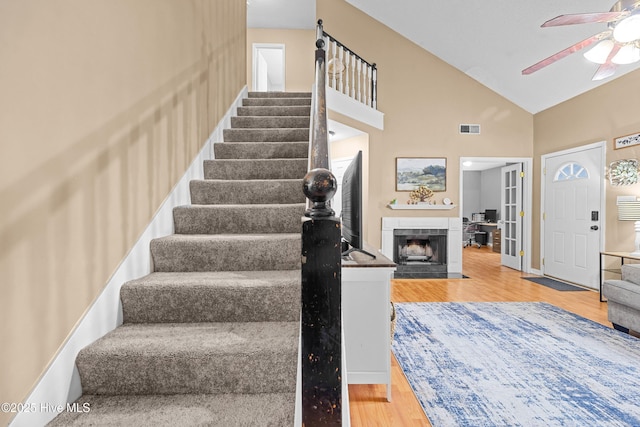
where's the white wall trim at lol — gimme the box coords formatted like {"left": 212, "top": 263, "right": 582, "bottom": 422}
{"left": 10, "top": 86, "right": 248, "bottom": 427}
{"left": 326, "top": 87, "right": 384, "bottom": 130}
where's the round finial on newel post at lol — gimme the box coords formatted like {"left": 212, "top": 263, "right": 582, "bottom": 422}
{"left": 317, "top": 19, "right": 323, "bottom": 26}
{"left": 316, "top": 38, "right": 325, "bottom": 49}
{"left": 303, "top": 168, "right": 337, "bottom": 218}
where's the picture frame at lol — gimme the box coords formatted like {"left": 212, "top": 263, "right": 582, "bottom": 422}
{"left": 614, "top": 131, "right": 640, "bottom": 150}
{"left": 396, "top": 157, "right": 446, "bottom": 192}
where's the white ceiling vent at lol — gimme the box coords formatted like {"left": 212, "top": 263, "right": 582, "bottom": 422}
{"left": 459, "top": 124, "right": 480, "bottom": 134}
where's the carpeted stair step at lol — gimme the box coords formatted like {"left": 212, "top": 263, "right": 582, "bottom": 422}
{"left": 48, "top": 393, "right": 295, "bottom": 426}
{"left": 174, "top": 204, "right": 305, "bottom": 234}
{"left": 204, "top": 158, "right": 307, "bottom": 180}
{"left": 242, "top": 97, "right": 311, "bottom": 107}
{"left": 190, "top": 179, "right": 304, "bottom": 205}
{"left": 223, "top": 128, "right": 309, "bottom": 142}
{"left": 231, "top": 116, "right": 309, "bottom": 129}
{"left": 151, "top": 234, "right": 301, "bottom": 272}
{"left": 214, "top": 141, "right": 309, "bottom": 159}
{"left": 237, "top": 105, "right": 311, "bottom": 117}
{"left": 121, "top": 271, "right": 300, "bottom": 323}
{"left": 75, "top": 321, "right": 298, "bottom": 395}
{"left": 248, "top": 91, "right": 310, "bottom": 98}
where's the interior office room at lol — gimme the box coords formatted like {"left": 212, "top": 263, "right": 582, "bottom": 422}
{"left": 463, "top": 165, "right": 503, "bottom": 248}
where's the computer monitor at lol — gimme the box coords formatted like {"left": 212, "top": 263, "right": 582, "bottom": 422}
{"left": 484, "top": 209, "right": 497, "bottom": 223}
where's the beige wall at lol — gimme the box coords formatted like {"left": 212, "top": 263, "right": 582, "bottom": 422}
{"left": 0, "top": 0, "right": 246, "bottom": 420}
{"left": 534, "top": 71, "right": 640, "bottom": 264}
{"left": 247, "top": 28, "right": 315, "bottom": 92}
{"left": 318, "top": 0, "right": 534, "bottom": 249}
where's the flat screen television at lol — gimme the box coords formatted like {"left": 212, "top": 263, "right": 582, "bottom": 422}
{"left": 341, "top": 150, "right": 375, "bottom": 258}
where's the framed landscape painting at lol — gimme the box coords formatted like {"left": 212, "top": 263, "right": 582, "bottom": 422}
{"left": 396, "top": 157, "right": 446, "bottom": 191}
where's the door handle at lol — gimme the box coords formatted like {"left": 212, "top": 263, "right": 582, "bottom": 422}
{"left": 590, "top": 225, "right": 599, "bottom": 231}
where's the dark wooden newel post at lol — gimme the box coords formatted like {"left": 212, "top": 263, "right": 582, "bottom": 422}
{"left": 301, "top": 19, "right": 342, "bottom": 425}
{"left": 301, "top": 171, "right": 342, "bottom": 425}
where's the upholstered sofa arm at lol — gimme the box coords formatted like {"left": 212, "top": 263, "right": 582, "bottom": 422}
{"left": 622, "top": 264, "right": 640, "bottom": 285}
{"left": 604, "top": 279, "right": 640, "bottom": 311}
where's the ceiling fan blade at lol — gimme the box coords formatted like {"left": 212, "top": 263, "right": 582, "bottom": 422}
{"left": 542, "top": 12, "right": 627, "bottom": 27}
{"left": 522, "top": 31, "right": 611, "bottom": 75}
{"left": 592, "top": 44, "right": 621, "bottom": 81}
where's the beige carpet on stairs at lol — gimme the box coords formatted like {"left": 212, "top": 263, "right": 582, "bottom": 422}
{"left": 49, "top": 92, "right": 311, "bottom": 426}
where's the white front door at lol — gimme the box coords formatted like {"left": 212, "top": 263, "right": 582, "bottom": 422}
{"left": 501, "top": 163, "right": 523, "bottom": 270}
{"left": 543, "top": 145, "right": 604, "bottom": 289}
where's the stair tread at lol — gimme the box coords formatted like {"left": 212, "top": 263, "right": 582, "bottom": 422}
{"left": 213, "top": 141, "right": 309, "bottom": 160}
{"left": 173, "top": 204, "right": 305, "bottom": 235}
{"left": 203, "top": 158, "right": 307, "bottom": 180}
{"left": 125, "top": 270, "right": 300, "bottom": 288}
{"left": 248, "top": 91, "right": 311, "bottom": 97}
{"left": 49, "top": 393, "right": 295, "bottom": 426}
{"left": 121, "top": 271, "right": 300, "bottom": 323}
{"left": 190, "top": 179, "right": 305, "bottom": 205}
{"left": 193, "top": 178, "right": 303, "bottom": 183}
{"left": 176, "top": 202, "right": 305, "bottom": 209}
{"left": 153, "top": 233, "right": 301, "bottom": 242}
{"left": 80, "top": 321, "right": 298, "bottom": 356}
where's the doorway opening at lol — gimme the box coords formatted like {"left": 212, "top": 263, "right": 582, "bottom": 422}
{"left": 252, "top": 43, "right": 285, "bottom": 92}
{"left": 459, "top": 157, "right": 533, "bottom": 273}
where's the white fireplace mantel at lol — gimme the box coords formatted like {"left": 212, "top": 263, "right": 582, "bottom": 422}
{"left": 381, "top": 217, "right": 462, "bottom": 274}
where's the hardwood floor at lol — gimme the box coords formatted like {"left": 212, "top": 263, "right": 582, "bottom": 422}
{"left": 348, "top": 246, "right": 610, "bottom": 426}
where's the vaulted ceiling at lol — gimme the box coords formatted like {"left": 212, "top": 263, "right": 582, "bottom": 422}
{"left": 248, "top": 0, "right": 640, "bottom": 114}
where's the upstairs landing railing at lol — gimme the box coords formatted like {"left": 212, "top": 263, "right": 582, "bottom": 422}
{"left": 318, "top": 19, "right": 377, "bottom": 110}
{"left": 300, "top": 21, "right": 343, "bottom": 426}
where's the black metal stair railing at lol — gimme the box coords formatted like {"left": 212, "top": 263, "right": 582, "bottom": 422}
{"left": 319, "top": 19, "right": 377, "bottom": 110}
{"left": 300, "top": 20, "right": 343, "bottom": 425}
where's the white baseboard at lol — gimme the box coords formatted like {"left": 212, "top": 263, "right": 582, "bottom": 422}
{"left": 10, "top": 86, "right": 248, "bottom": 427}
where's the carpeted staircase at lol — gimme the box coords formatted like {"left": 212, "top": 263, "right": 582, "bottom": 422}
{"left": 49, "top": 92, "right": 311, "bottom": 426}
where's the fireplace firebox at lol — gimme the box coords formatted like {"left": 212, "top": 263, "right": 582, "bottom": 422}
{"left": 393, "top": 229, "right": 448, "bottom": 278}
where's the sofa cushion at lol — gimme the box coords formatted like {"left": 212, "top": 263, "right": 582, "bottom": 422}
{"left": 603, "top": 279, "right": 640, "bottom": 312}
{"left": 622, "top": 264, "right": 640, "bottom": 286}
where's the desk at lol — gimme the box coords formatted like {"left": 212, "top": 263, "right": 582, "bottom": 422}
{"left": 478, "top": 222, "right": 499, "bottom": 246}
{"left": 342, "top": 245, "right": 396, "bottom": 401}
{"left": 600, "top": 251, "right": 640, "bottom": 302}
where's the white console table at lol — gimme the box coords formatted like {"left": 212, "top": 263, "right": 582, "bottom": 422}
{"left": 342, "top": 245, "right": 396, "bottom": 401}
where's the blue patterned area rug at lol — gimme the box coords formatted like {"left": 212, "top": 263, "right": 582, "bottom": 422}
{"left": 392, "top": 302, "right": 640, "bottom": 427}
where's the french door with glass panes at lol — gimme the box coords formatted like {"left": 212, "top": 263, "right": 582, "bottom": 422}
{"left": 501, "top": 164, "right": 523, "bottom": 270}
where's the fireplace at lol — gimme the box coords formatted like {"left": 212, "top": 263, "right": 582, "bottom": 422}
{"left": 381, "top": 217, "right": 462, "bottom": 278}
{"left": 394, "top": 229, "right": 447, "bottom": 278}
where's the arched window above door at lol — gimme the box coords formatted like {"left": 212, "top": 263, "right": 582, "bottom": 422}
{"left": 554, "top": 162, "right": 589, "bottom": 182}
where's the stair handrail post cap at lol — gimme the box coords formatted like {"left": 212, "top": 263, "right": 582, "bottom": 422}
{"left": 316, "top": 38, "right": 325, "bottom": 50}
{"left": 303, "top": 168, "right": 337, "bottom": 218}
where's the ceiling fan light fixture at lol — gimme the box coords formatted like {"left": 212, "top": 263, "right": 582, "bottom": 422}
{"left": 583, "top": 39, "right": 615, "bottom": 64}
{"left": 613, "top": 14, "right": 640, "bottom": 43}
{"left": 612, "top": 43, "right": 640, "bottom": 64}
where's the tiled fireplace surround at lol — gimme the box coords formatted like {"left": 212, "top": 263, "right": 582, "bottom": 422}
{"left": 381, "top": 217, "right": 463, "bottom": 276}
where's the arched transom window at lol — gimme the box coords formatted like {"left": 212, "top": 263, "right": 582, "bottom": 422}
{"left": 554, "top": 162, "right": 589, "bottom": 182}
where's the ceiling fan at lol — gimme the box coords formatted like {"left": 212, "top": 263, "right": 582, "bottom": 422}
{"left": 523, "top": 0, "right": 640, "bottom": 80}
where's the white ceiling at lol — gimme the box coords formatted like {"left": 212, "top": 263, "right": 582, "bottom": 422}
{"left": 247, "top": 0, "right": 316, "bottom": 30}
{"left": 248, "top": 0, "right": 640, "bottom": 114}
